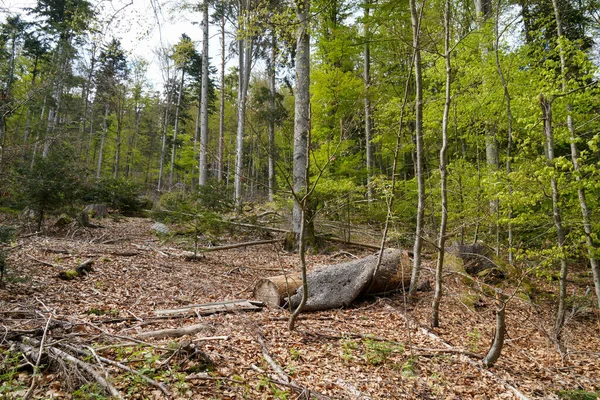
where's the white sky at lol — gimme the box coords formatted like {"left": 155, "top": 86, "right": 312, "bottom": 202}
{"left": 0, "top": 0, "right": 228, "bottom": 90}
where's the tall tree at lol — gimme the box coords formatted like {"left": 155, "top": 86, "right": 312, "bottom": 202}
{"left": 199, "top": 0, "right": 210, "bottom": 186}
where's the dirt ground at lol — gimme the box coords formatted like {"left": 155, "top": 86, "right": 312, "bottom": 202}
{"left": 1, "top": 217, "right": 599, "bottom": 399}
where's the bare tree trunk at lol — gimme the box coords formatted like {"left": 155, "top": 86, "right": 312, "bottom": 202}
{"left": 292, "top": 0, "right": 311, "bottom": 242}
{"left": 234, "top": 0, "right": 253, "bottom": 211}
{"left": 170, "top": 70, "right": 185, "bottom": 188}
{"left": 483, "top": 299, "right": 506, "bottom": 367}
{"left": 540, "top": 94, "right": 568, "bottom": 345}
{"left": 158, "top": 89, "right": 172, "bottom": 192}
{"left": 30, "top": 96, "right": 46, "bottom": 169}
{"left": 218, "top": 4, "right": 226, "bottom": 183}
{"left": 125, "top": 95, "right": 141, "bottom": 178}
{"left": 494, "top": 0, "right": 514, "bottom": 265}
{"left": 364, "top": 0, "right": 373, "bottom": 202}
{"left": 96, "top": 103, "right": 109, "bottom": 179}
{"left": 267, "top": 31, "right": 276, "bottom": 202}
{"left": 432, "top": 0, "right": 451, "bottom": 328}
{"left": 551, "top": 0, "right": 600, "bottom": 310}
{"left": 113, "top": 97, "right": 124, "bottom": 179}
{"left": 199, "top": 0, "right": 210, "bottom": 186}
{"left": 408, "top": 0, "right": 425, "bottom": 298}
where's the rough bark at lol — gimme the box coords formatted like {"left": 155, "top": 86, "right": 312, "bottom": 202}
{"left": 199, "top": 0, "right": 210, "bottom": 186}
{"left": 268, "top": 31, "right": 277, "bottom": 202}
{"left": 288, "top": 249, "right": 412, "bottom": 312}
{"left": 364, "top": 0, "right": 373, "bottom": 202}
{"left": 218, "top": 2, "right": 226, "bottom": 183}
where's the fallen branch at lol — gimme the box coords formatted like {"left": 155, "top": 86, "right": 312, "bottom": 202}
{"left": 26, "top": 254, "right": 64, "bottom": 269}
{"left": 154, "top": 299, "right": 264, "bottom": 317}
{"left": 61, "top": 343, "right": 171, "bottom": 399}
{"left": 23, "top": 315, "right": 52, "bottom": 400}
{"left": 197, "top": 239, "right": 282, "bottom": 253}
{"left": 15, "top": 338, "right": 122, "bottom": 399}
{"left": 134, "top": 323, "right": 212, "bottom": 340}
{"left": 257, "top": 332, "right": 329, "bottom": 400}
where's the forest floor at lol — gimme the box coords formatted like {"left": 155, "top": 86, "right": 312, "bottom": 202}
{"left": 1, "top": 216, "right": 599, "bottom": 399}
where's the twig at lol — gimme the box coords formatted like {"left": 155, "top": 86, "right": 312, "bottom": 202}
{"left": 22, "top": 314, "right": 52, "bottom": 400}
{"left": 26, "top": 254, "right": 64, "bottom": 269}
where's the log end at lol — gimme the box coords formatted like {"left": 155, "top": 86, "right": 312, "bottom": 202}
{"left": 253, "top": 275, "right": 302, "bottom": 308}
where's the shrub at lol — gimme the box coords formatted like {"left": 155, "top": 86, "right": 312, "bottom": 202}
{"left": 85, "top": 178, "right": 142, "bottom": 215}
{"left": 16, "top": 150, "right": 86, "bottom": 230}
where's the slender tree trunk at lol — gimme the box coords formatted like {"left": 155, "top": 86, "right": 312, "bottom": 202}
{"left": 170, "top": 70, "right": 185, "bottom": 188}
{"left": 540, "top": 94, "right": 568, "bottom": 345}
{"left": 364, "top": 0, "right": 373, "bottom": 202}
{"left": 199, "top": 0, "right": 210, "bottom": 186}
{"left": 218, "top": 4, "right": 226, "bottom": 183}
{"left": 494, "top": 0, "right": 514, "bottom": 265}
{"left": 551, "top": 0, "right": 600, "bottom": 310}
{"left": 408, "top": 0, "right": 425, "bottom": 297}
{"left": 268, "top": 31, "right": 277, "bottom": 202}
{"left": 483, "top": 299, "right": 506, "bottom": 367}
{"left": 125, "top": 98, "right": 141, "bottom": 178}
{"left": 234, "top": 1, "right": 253, "bottom": 211}
{"left": 292, "top": 0, "right": 310, "bottom": 241}
{"left": 113, "top": 96, "right": 124, "bottom": 178}
{"left": 432, "top": 0, "right": 451, "bottom": 328}
{"left": 96, "top": 103, "right": 109, "bottom": 179}
{"left": 30, "top": 96, "right": 46, "bottom": 169}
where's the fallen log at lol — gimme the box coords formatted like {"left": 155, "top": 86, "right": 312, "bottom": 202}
{"left": 283, "top": 249, "right": 411, "bottom": 312}
{"left": 253, "top": 274, "right": 303, "bottom": 307}
{"left": 254, "top": 249, "right": 411, "bottom": 310}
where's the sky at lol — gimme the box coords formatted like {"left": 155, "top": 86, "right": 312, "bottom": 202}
{"left": 0, "top": 0, "right": 229, "bottom": 89}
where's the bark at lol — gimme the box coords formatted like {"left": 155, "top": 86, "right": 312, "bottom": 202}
{"left": 96, "top": 103, "right": 110, "bottom": 179}
{"left": 539, "top": 95, "right": 568, "bottom": 344}
{"left": 408, "top": 0, "right": 425, "bottom": 298}
{"left": 292, "top": 0, "right": 311, "bottom": 239}
{"left": 494, "top": 0, "right": 514, "bottom": 266}
{"left": 134, "top": 323, "right": 212, "bottom": 340}
{"left": 218, "top": 2, "right": 226, "bottom": 183}
{"left": 288, "top": 249, "right": 412, "bottom": 312}
{"left": 234, "top": 0, "right": 253, "bottom": 211}
{"left": 268, "top": 31, "right": 277, "bottom": 202}
{"left": 113, "top": 99, "right": 124, "bottom": 178}
{"left": 483, "top": 301, "right": 506, "bottom": 367}
{"left": 551, "top": 0, "right": 600, "bottom": 311}
{"left": 199, "top": 0, "right": 210, "bottom": 186}
{"left": 432, "top": 0, "right": 451, "bottom": 329}
{"left": 170, "top": 70, "right": 185, "bottom": 188}
{"left": 158, "top": 82, "right": 173, "bottom": 191}
{"left": 364, "top": 0, "right": 373, "bottom": 202}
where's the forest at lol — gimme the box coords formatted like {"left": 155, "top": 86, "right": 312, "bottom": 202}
{"left": 0, "top": 0, "right": 600, "bottom": 398}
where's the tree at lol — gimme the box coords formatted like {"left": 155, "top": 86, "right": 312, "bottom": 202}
{"left": 199, "top": 0, "right": 210, "bottom": 186}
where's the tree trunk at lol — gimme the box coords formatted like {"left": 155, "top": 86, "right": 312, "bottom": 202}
{"left": 408, "top": 0, "right": 425, "bottom": 298}
{"left": 483, "top": 300, "right": 506, "bottom": 367}
{"left": 292, "top": 0, "right": 310, "bottom": 241}
{"left": 364, "top": 0, "right": 373, "bottom": 202}
{"left": 267, "top": 31, "right": 277, "bottom": 202}
{"left": 218, "top": 4, "right": 226, "bottom": 183}
{"left": 539, "top": 94, "right": 568, "bottom": 345}
{"left": 287, "top": 249, "right": 412, "bottom": 312}
{"left": 170, "top": 70, "right": 185, "bottom": 188}
{"left": 113, "top": 98, "right": 124, "bottom": 179}
{"left": 96, "top": 103, "right": 110, "bottom": 179}
{"left": 551, "top": 0, "right": 600, "bottom": 311}
{"left": 158, "top": 81, "right": 173, "bottom": 191}
{"left": 199, "top": 0, "right": 210, "bottom": 186}
{"left": 254, "top": 274, "right": 303, "bottom": 308}
{"left": 234, "top": 1, "right": 253, "bottom": 211}
{"left": 432, "top": 0, "right": 451, "bottom": 328}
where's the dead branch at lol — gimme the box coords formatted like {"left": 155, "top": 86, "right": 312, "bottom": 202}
{"left": 15, "top": 338, "right": 122, "bottom": 399}
{"left": 134, "top": 323, "right": 213, "bottom": 340}
{"left": 23, "top": 315, "right": 52, "bottom": 400}
{"left": 154, "top": 299, "right": 264, "bottom": 317}
{"left": 61, "top": 343, "right": 171, "bottom": 399}
{"left": 25, "top": 254, "right": 64, "bottom": 269}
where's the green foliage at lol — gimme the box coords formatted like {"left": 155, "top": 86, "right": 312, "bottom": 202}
{"left": 85, "top": 177, "right": 142, "bottom": 214}
{"left": 153, "top": 185, "right": 232, "bottom": 254}
{"left": 0, "top": 350, "right": 26, "bottom": 395}
{"left": 363, "top": 339, "right": 401, "bottom": 366}
{"left": 16, "top": 149, "right": 87, "bottom": 230}
{"left": 72, "top": 383, "right": 110, "bottom": 400}
{"left": 557, "top": 390, "right": 599, "bottom": 400}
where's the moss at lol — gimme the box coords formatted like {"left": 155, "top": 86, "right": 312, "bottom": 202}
{"left": 58, "top": 269, "right": 79, "bottom": 280}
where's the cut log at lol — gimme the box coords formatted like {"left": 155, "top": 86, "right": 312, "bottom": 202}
{"left": 253, "top": 274, "right": 303, "bottom": 307}
{"left": 85, "top": 204, "right": 108, "bottom": 218}
{"left": 134, "top": 323, "right": 213, "bottom": 340}
{"left": 255, "top": 249, "right": 412, "bottom": 311}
